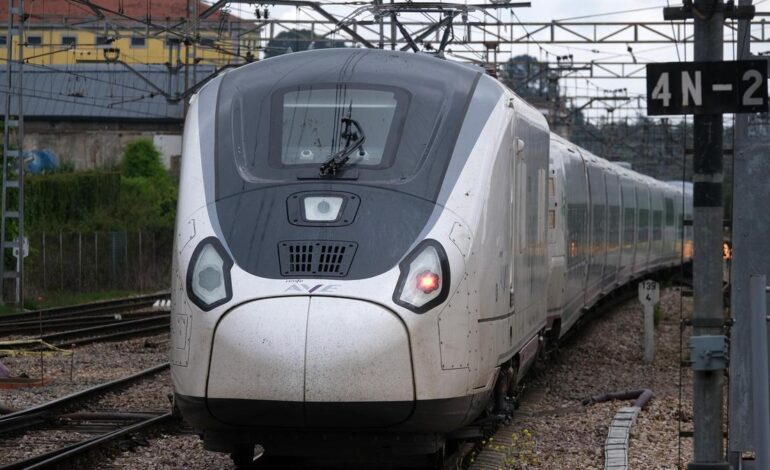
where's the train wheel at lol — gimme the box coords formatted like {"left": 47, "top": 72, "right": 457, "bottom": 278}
{"left": 230, "top": 444, "right": 256, "bottom": 470}
{"left": 253, "top": 451, "right": 305, "bottom": 469}
{"left": 506, "top": 359, "right": 521, "bottom": 410}
{"left": 427, "top": 444, "right": 446, "bottom": 470}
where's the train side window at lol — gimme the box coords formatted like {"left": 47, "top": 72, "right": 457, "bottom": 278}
{"left": 665, "top": 198, "right": 674, "bottom": 226}
{"left": 638, "top": 208, "right": 649, "bottom": 243}
{"left": 652, "top": 210, "right": 662, "bottom": 241}
{"left": 592, "top": 204, "right": 605, "bottom": 254}
{"left": 567, "top": 204, "right": 586, "bottom": 264}
{"left": 608, "top": 206, "right": 620, "bottom": 250}
{"left": 623, "top": 207, "right": 635, "bottom": 248}
{"left": 548, "top": 177, "right": 555, "bottom": 197}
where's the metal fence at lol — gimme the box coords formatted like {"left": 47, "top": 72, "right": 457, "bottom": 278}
{"left": 24, "top": 230, "right": 173, "bottom": 297}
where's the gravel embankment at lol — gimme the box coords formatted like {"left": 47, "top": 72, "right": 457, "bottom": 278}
{"left": 0, "top": 334, "right": 168, "bottom": 410}
{"left": 0, "top": 330, "right": 231, "bottom": 469}
{"left": 470, "top": 286, "right": 694, "bottom": 469}
{"left": 0, "top": 334, "right": 173, "bottom": 467}
{"left": 105, "top": 433, "right": 235, "bottom": 470}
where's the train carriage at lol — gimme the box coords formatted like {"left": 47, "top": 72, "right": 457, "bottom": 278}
{"left": 170, "top": 48, "right": 693, "bottom": 467}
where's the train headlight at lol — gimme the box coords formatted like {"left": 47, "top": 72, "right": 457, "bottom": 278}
{"left": 186, "top": 237, "right": 233, "bottom": 311}
{"left": 303, "top": 196, "right": 344, "bottom": 222}
{"left": 393, "top": 240, "right": 450, "bottom": 314}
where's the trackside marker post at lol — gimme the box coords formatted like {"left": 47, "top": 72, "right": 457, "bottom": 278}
{"left": 639, "top": 280, "right": 660, "bottom": 364}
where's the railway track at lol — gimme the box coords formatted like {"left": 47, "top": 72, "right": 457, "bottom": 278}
{"left": 0, "top": 292, "right": 170, "bottom": 327}
{"left": 0, "top": 314, "right": 170, "bottom": 350}
{"left": 0, "top": 363, "right": 171, "bottom": 469}
{"left": 0, "top": 293, "right": 171, "bottom": 348}
{"left": 0, "top": 310, "right": 166, "bottom": 336}
{"left": 39, "top": 315, "right": 170, "bottom": 347}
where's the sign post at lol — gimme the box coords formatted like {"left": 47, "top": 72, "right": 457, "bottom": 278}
{"left": 655, "top": 2, "right": 763, "bottom": 468}
{"left": 638, "top": 280, "right": 660, "bottom": 364}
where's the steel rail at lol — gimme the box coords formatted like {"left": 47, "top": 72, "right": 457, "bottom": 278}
{"left": 0, "top": 362, "right": 169, "bottom": 435}
{"left": 0, "top": 292, "right": 169, "bottom": 324}
{"left": 0, "top": 311, "right": 165, "bottom": 335}
{"left": 0, "top": 412, "right": 173, "bottom": 470}
{"left": 50, "top": 323, "right": 170, "bottom": 347}
{"left": 38, "top": 315, "right": 169, "bottom": 343}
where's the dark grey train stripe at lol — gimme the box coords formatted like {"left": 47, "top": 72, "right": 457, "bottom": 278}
{"left": 435, "top": 74, "right": 504, "bottom": 207}
{"left": 413, "top": 74, "right": 504, "bottom": 246}
{"left": 197, "top": 75, "right": 230, "bottom": 250}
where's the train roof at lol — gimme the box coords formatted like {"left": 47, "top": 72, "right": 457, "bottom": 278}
{"left": 549, "top": 132, "right": 683, "bottom": 192}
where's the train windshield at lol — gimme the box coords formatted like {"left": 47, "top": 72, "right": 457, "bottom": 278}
{"left": 214, "top": 49, "right": 484, "bottom": 200}
{"left": 278, "top": 87, "right": 405, "bottom": 168}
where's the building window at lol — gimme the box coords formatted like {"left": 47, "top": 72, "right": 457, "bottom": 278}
{"left": 96, "top": 36, "right": 112, "bottom": 45}
{"left": 131, "top": 36, "right": 146, "bottom": 47}
{"left": 165, "top": 37, "right": 181, "bottom": 47}
{"left": 27, "top": 35, "right": 42, "bottom": 46}
{"left": 0, "top": 36, "right": 6, "bottom": 46}
{"left": 61, "top": 36, "right": 77, "bottom": 47}
{"left": 200, "top": 37, "right": 215, "bottom": 47}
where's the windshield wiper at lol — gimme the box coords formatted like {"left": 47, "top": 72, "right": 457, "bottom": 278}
{"left": 319, "top": 116, "right": 366, "bottom": 177}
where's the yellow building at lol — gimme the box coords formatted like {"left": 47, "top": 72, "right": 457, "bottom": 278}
{"left": 0, "top": 1, "right": 259, "bottom": 66}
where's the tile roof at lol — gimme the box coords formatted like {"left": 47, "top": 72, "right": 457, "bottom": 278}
{"left": 0, "top": 0, "right": 240, "bottom": 24}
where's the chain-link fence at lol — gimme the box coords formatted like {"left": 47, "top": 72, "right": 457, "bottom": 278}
{"left": 24, "top": 230, "right": 173, "bottom": 298}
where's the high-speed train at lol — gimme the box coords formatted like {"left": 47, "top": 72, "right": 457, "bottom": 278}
{"left": 170, "top": 48, "right": 692, "bottom": 467}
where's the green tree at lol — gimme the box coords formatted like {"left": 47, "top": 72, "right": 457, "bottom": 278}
{"left": 501, "top": 55, "right": 559, "bottom": 99}
{"left": 264, "top": 29, "right": 347, "bottom": 58}
{"left": 121, "top": 139, "right": 166, "bottom": 179}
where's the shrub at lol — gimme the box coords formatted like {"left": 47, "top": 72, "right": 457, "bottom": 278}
{"left": 120, "top": 139, "right": 166, "bottom": 179}
{"left": 25, "top": 171, "right": 122, "bottom": 232}
{"left": 654, "top": 304, "right": 663, "bottom": 328}
{"left": 117, "top": 176, "right": 177, "bottom": 231}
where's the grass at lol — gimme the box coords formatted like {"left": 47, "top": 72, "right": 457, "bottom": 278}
{"left": 0, "top": 289, "right": 141, "bottom": 316}
{"left": 654, "top": 304, "right": 663, "bottom": 328}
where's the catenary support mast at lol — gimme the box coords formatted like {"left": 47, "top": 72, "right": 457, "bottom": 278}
{"left": 1, "top": 0, "right": 25, "bottom": 307}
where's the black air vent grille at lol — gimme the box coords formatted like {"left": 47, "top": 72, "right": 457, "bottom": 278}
{"left": 279, "top": 241, "right": 357, "bottom": 277}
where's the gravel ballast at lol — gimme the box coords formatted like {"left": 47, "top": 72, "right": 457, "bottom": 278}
{"left": 470, "top": 286, "right": 695, "bottom": 469}
{"left": 0, "top": 335, "right": 168, "bottom": 411}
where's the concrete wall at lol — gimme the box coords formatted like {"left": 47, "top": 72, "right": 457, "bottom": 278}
{"left": 24, "top": 120, "right": 183, "bottom": 171}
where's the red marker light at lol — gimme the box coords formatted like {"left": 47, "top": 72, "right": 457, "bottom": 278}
{"left": 416, "top": 270, "right": 440, "bottom": 294}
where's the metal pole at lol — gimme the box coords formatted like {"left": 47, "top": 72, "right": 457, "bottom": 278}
{"left": 16, "top": 0, "right": 23, "bottom": 309}
{"left": 41, "top": 232, "right": 45, "bottom": 292}
{"left": 390, "top": 0, "right": 396, "bottom": 50}
{"left": 138, "top": 230, "right": 143, "bottom": 292}
{"left": 729, "top": 2, "right": 760, "bottom": 465}
{"left": 750, "top": 276, "right": 770, "bottom": 470}
{"left": 94, "top": 232, "right": 98, "bottom": 290}
{"left": 689, "top": 0, "right": 728, "bottom": 467}
{"left": 736, "top": 3, "right": 751, "bottom": 176}
{"left": 58, "top": 230, "right": 62, "bottom": 291}
{"left": 124, "top": 230, "right": 128, "bottom": 289}
{"left": 644, "top": 302, "right": 655, "bottom": 363}
{"left": 78, "top": 232, "right": 81, "bottom": 292}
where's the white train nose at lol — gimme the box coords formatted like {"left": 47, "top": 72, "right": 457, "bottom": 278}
{"left": 206, "top": 296, "right": 415, "bottom": 427}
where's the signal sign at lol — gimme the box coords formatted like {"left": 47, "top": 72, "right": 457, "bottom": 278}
{"left": 638, "top": 280, "right": 660, "bottom": 307}
{"left": 646, "top": 60, "right": 768, "bottom": 115}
